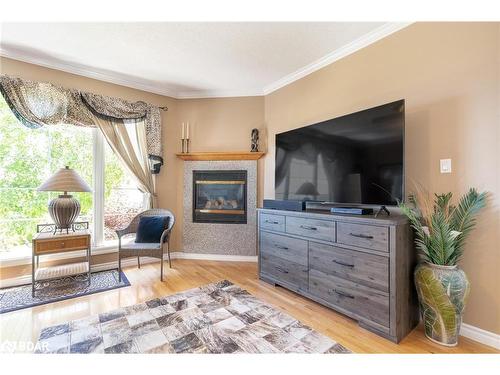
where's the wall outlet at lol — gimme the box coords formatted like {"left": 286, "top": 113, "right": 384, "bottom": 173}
{"left": 440, "top": 159, "right": 452, "bottom": 174}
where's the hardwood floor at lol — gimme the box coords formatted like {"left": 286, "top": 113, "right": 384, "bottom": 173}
{"left": 0, "top": 259, "right": 497, "bottom": 353}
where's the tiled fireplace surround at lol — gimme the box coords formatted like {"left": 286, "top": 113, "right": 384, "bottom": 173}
{"left": 182, "top": 160, "right": 257, "bottom": 256}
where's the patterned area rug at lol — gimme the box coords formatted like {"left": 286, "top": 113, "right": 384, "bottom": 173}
{"left": 0, "top": 270, "right": 130, "bottom": 314}
{"left": 34, "top": 280, "right": 351, "bottom": 354}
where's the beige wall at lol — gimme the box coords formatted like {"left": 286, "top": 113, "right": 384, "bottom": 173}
{"left": 1, "top": 22, "right": 499, "bottom": 334}
{"left": 263, "top": 22, "right": 500, "bottom": 334}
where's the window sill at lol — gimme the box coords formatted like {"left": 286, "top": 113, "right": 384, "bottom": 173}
{"left": 0, "top": 241, "right": 120, "bottom": 268}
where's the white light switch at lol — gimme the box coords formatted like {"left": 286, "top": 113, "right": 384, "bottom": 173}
{"left": 440, "top": 159, "right": 452, "bottom": 174}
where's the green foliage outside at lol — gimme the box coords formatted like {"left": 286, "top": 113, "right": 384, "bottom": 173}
{"left": 0, "top": 95, "right": 140, "bottom": 253}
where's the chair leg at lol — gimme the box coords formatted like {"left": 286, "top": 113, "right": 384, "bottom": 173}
{"left": 118, "top": 253, "right": 122, "bottom": 282}
{"left": 160, "top": 256, "right": 164, "bottom": 282}
{"left": 137, "top": 255, "right": 141, "bottom": 269}
{"left": 167, "top": 241, "right": 172, "bottom": 268}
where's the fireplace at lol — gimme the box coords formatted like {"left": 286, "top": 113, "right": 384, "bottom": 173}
{"left": 192, "top": 170, "right": 247, "bottom": 224}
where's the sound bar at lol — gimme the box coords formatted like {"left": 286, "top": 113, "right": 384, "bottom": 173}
{"left": 330, "top": 207, "right": 373, "bottom": 215}
{"left": 263, "top": 199, "right": 306, "bottom": 212}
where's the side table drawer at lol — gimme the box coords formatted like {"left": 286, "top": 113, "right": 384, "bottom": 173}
{"left": 35, "top": 236, "right": 90, "bottom": 254}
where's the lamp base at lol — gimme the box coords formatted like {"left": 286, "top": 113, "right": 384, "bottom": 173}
{"left": 48, "top": 194, "right": 81, "bottom": 233}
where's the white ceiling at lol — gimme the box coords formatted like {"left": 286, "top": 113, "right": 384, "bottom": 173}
{"left": 0, "top": 22, "right": 409, "bottom": 98}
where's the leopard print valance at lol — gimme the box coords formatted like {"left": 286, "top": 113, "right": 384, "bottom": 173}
{"left": 0, "top": 75, "right": 163, "bottom": 161}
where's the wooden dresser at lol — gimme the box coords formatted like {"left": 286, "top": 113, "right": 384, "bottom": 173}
{"left": 257, "top": 208, "right": 419, "bottom": 343}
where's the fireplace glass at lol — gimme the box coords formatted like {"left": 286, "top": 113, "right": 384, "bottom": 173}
{"left": 193, "top": 170, "right": 247, "bottom": 224}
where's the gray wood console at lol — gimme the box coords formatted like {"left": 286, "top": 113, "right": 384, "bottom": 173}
{"left": 257, "top": 208, "right": 419, "bottom": 343}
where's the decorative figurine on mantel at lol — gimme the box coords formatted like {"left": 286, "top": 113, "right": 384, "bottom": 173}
{"left": 250, "top": 128, "right": 259, "bottom": 152}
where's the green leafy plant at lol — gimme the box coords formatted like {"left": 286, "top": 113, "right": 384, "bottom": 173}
{"left": 399, "top": 187, "right": 487, "bottom": 266}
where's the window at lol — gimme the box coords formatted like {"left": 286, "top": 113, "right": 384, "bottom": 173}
{"left": 0, "top": 95, "right": 144, "bottom": 259}
{"left": 103, "top": 141, "right": 145, "bottom": 241}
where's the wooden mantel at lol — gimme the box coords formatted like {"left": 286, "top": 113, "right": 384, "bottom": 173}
{"left": 176, "top": 151, "right": 265, "bottom": 161}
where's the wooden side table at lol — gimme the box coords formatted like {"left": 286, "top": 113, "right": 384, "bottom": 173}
{"left": 32, "top": 230, "right": 91, "bottom": 297}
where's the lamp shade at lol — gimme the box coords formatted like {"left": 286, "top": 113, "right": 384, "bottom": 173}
{"left": 37, "top": 166, "right": 92, "bottom": 193}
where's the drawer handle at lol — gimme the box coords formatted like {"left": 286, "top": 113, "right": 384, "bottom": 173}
{"left": 332, "top": 289, "right": 355, "bottom": 299}
{"left": 265, "top": 220, "right": 280, "bottom": 224}
{"left": 349, "top": 232, "right": 373, "bottom": 239}
{"left": 300, "top": 225, "right": 317, "bottom": 231}
{"left": 275, "top": 266, "right": 289, "bottom": 274}
{"left": 61, "top": 242, "right": 65, "bottom": 247}
{"left": 274, "top": 244, "right": 289, "bottom": 250}
{"left": 333, "top": 260, "right": 355, "bottom": 268}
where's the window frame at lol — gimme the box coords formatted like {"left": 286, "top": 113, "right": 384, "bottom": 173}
{"left": 92, "top": 128, "right": 106, "bottom": 247}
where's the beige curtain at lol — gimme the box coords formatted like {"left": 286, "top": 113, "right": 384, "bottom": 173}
{"left": 91, "top": 114, "right": 157, "bottom": 208}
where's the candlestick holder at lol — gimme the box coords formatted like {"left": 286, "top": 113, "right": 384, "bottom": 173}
{"left": 186, "top": 139, "right": 190, "bottom": 153}
{"left": 181, "top": 138, "right": 186, "bottom": 153}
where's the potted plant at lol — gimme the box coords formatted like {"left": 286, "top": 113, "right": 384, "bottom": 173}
{"left": 399, "top": 188, "right": 487, "bottom": 346}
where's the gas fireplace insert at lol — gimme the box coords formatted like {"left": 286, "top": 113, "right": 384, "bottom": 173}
{"left": 192, "top": 170, "right": 247, "bottom": 224}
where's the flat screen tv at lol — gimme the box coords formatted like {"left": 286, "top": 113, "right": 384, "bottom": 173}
{"left": 275, "top": 100, "right": 404, "bottom": 206}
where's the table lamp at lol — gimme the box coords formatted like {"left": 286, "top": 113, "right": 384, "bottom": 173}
{"left": 37, "top": 166, "right": 92, "bottom": 233}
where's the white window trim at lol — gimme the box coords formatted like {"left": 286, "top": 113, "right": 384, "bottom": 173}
{"left": 92, "top": 128, "right": 105, "bottom": 247}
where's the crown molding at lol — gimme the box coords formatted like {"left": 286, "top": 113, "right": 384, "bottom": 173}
{"left": 0, "top": 22, "right": 411, "bottom": 99}
{"left": 0, "top": 47, "right": 179, "bottom": 98}
{"left": 262, "top": 22, "right": 413, "bottom": 95}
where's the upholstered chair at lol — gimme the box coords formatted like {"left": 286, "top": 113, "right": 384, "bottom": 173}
{"left": 116, "top": 209, "right": 175, "bottom": 281}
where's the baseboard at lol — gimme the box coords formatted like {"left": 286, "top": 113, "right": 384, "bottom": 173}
{"left": 460, "top": 323, "right": 500, "bottom": 350}
{"left": 170, "top": 252, "right": 258, "bottom": 262}
{"left": 0, "top": 274, "right": 32, "bottom": 289}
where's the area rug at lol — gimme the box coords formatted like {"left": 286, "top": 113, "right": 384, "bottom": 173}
{"left": 34, "top": 280, "right": 351, "bottom": 354}
{"left": 0, "top": 270, "right": 130, "bottom": 314}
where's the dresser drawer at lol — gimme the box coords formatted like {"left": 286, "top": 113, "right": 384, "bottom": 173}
{"left": 35, "top": 236, "right": 90, "bottom": 254}
{"left": 309, "top": 269, "right": 389, "bottom": 327}
{"left": 261, "top": 253, "right": 308, "bottom": 292}
{"left": 309, "top": 242, "right": 388, "bottom": 292}
{"left": 260, "top": 231, "right": 308, "bottom": 266}
{"left": 286, "top": 216, "right": 335, "bottom": 242}
{"left": 337, "top": 222, "right": 389, "bottom": 252}
{"left": 260, "top": 213, "right": 285, "bottom": 232}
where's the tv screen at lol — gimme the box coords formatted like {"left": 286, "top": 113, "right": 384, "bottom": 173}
{"left": 275, "top": 100, "right": 404, "bottom": 206}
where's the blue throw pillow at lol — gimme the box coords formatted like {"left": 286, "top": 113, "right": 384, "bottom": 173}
{"left": 135, "top": 216, "right": 170, "bottom": 243}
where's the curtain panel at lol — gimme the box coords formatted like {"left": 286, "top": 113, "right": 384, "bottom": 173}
{"left": 0, "top": 75, "right": 163, "bottom": 164}
{"left": 91, "top": 115, "right": 157, "bottom": 208}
